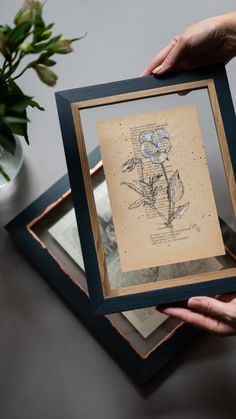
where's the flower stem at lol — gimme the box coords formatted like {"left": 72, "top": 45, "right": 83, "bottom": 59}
{"left": 161, "top": 162, "right": 172, "bottom": 226}
{"left": 12, "top": 64, "right": 30, "bottom": 81}
{"left": 0, "top": 164, "right": 10, "bottom": 182}
{"left": 150, "top": 204, "right": 168, "bottom": 225}
{"left": 2, "top": 51, "right": 25, "bottom": 81}
{"left": 0, "top": 59, "right": 9, "bottom": 75}
{"left": 138, "top": 160, "right": 144, "bottom": 181}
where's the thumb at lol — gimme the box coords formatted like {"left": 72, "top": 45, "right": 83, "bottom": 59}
{"left": 153, "top": 36, "right": 185, "bottom": 75}
{"left": 188, "top": 296, "right": 236, "bottom": 322}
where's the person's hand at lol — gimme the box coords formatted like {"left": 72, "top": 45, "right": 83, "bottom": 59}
{"left": 159, "top": 294, "right": 236, "bottom": 336}
{"left": 141, "top": 12, "right": 236, "bottom": 76}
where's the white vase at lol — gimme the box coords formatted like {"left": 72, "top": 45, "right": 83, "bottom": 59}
{"left": 0, "top": 136, "right": 23, "bottom": 188}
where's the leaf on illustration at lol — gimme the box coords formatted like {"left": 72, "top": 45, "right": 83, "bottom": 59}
{"left": 121, "top": 158, "right": 140, "bottom": 173}
{"left": 151, "top": 174, "right": 162, "bottom": 183}
{"left": 171, "top": 202, "right": 190, "bottom": 220}
{"left": 129, "top": 198, "right": 146, "bottom": 209}
{"left": 167, "top": 170, "right": 184, "bottom": 203}
{"left": 133, "top": 179, "right": 149, "bottom": 191}
{"left": 153, "top": 185, "right": 159, "bottom": 197}
{"left": 120, "top": 181, "right": 144, "bottom": 196}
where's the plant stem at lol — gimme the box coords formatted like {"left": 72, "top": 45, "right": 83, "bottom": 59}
{"left": 2, "top": 51, "right": 25, "bottom": 80}
{"left": 161, "top": 162, "right": 172, "bottom": 226}
{"left": 0, "top": 164, "right": 10, "bottom": 182}
{"left": 150, "top": 204, "right": 169, "bottom": 225}
{"left": 12, "top": 65, "right": 30, "bottom": 81}
{"left": 138, "top": 159, "right": 144, "bottom": 181}
{"left": 0, "top": 59, "right": 10, "bottom": 75}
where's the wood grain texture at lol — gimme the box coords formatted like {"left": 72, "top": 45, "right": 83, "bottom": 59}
{"left": 71, "top": 104, "right": 111, "bottom": 296}
{"left": 72, "top": 77, "right": 236, "bottom": 299}
{"left": 108, "top": 267, "right": 236, "bottom": 298}
{"left": 75, "top": 80, "right": 212, "bottom": 109}
{"left": 207, "top": 79, "right": 236, "bottom": 216}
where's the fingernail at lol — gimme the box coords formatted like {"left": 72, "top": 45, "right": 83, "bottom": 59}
{"left": 153, "top": 64, "right": 164, "bottom": 74}
{"left": 188, "top": 297, "right": 203, "bottom": 306}
{"left": 159, "top": 308, "right": 172, "bottom": 315}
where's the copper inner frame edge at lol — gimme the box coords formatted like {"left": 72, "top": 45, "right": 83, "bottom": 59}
{"left": 26, "top": 166, "right": 235, "bottom": 359}
{"left": 26, "top": 168, "right": 183, "bottom": 360}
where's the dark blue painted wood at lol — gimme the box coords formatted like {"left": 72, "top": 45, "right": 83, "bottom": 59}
{"left": 56, "top": 94, "right": 104, "bottom": 312}
{"left": 5, "top": 169, "right": 200, "bottom": 384}
{"left": 55, "top": 66, "right": 236, "bottom": 315}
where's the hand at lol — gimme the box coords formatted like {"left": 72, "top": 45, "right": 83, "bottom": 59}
{"left": 160, "top": 294, "right": 236, "bottom": 336}
{"left": 141, "top": 12, "right": 236, "bottom": 76}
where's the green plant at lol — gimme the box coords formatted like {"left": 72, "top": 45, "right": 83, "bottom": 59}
{"left": 0, "top": 0, "right": 83, "bottom": 181}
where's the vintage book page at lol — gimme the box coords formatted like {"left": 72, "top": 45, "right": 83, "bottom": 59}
{"left": 49, "top": 210, "right": 85, "bottom": 270}
{"left": 49, "top": 209, "right": 168, "bottom": 338}
{"left": 122, "top": 308, "right": 167, "bottom": 339}
{"left": 49, "top": 208, "right": 168, "bottom": 338}
{"left": 49, "top": 206, "right": 223, "bottom": 338}
{"left": 96, "top": 106, "right": 225, "bottom": 272}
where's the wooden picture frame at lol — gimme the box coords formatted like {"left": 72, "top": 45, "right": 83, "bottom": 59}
{"left": 55, "top": 66, "right": 236, "bottom": 315}
{"left": 5, "top": 148, "right": 200, "bottom": 384}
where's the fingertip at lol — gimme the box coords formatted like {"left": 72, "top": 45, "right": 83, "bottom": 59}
{"left": 188, "top": 296, "right": 204, "bottom": 307}
{"left": 158, "top": 307, "right": 176, "bottom": 316}
{"left": 152, "top": 64, "right": 165, "bottom": 75}
{"left": 140, "top": 70, "right": 148, "bottom": 77}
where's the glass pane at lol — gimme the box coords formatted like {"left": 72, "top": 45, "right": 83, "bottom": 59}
{"left": 30, "top": 191, "right": 182, "bottom": 358}
{"left": 79, "top": 86, "right": 236, "bottom": 291}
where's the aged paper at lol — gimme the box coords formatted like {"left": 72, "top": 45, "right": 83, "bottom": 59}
{"left": 96, "top": 106, "right": 225, "bottom": 272}
{"left": 122, "top": 308, "right": 167, "bottom": 339}
{"left": 49, "top": 210, "right": 85, "bottom": 270}
{"left": 49, "top": 208, "right": 168, "bottom": 338}
{"left": 49, "top": 205, "right": 223, "bottom": 338}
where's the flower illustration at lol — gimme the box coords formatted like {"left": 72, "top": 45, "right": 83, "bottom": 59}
{"left": 139, "top": 129, "right": 171, "bottom": 164}
{"left": 121, "top": 127, "right": 189, "bottom": 228}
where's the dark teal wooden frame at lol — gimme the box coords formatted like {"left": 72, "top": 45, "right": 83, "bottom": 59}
{"left": 55, "top": 66, "right": 236, "bottom": 315}
{"left": 5, "top": 148, "right": 200, "bottom": 384}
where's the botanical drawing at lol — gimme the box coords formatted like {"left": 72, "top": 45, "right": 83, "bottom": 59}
{"left": 98, "top": 210, "right": 159, "bottom": 284}
{"left": 121, "top": 128, "right": 189, "bottom": 228}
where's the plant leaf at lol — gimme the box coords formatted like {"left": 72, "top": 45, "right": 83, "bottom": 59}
{"left": 134, "top": 179, "right": 149, "bottom": 186}
{"left": 153, "top": 185, "right": 159, "bottom": 196}
{"left": 0, "top": 104, "right": 5, "bottom": 116}
{"left": 152, "top": 174, "right": 162, "bottom": 183}
{"left": 7, "top": 21, "right": 32, "bottom": 50}
{"left": 121, "top": 181, "right": 144, "bottom": 196}
{"left": 20, "top": 108, "right": 29, "bottom": 144}
{"left": 167, "top": 170, "right": 184, "bottom": 204}
{"left": 171, "top": 202, "right": 190, "bottom": 221}
{"left": 129, "top": 198, "right": 146, "bottom": 209}
{"left": 0, "top": 123, "right": 16, "bottom": 153}
{"left": 133, "top": 180, "right": 149, "bottom": 195}
{"left": 32, "top": 35, "right": 61, "bottom": 53}
{"left": 29, "top": 99, "right": 45, "bottom": 111}
{"left": 6, "top": 94, "right": 33, "bottom": 112}
{"left": 6, "top": 120, "right": 27, "bottom": 137}
{"left": 4, "top": 116, "right": 28, "bottom": 125}
{"left": 121, "top": 157, "right": 140, "bottom": 172}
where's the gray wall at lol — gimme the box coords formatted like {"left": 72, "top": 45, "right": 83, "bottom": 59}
{"left": 1, "top": 0, "right": 235, "bottom": 209}
{"left": 1, "top": 2, "right": 236, "bottom": 419}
